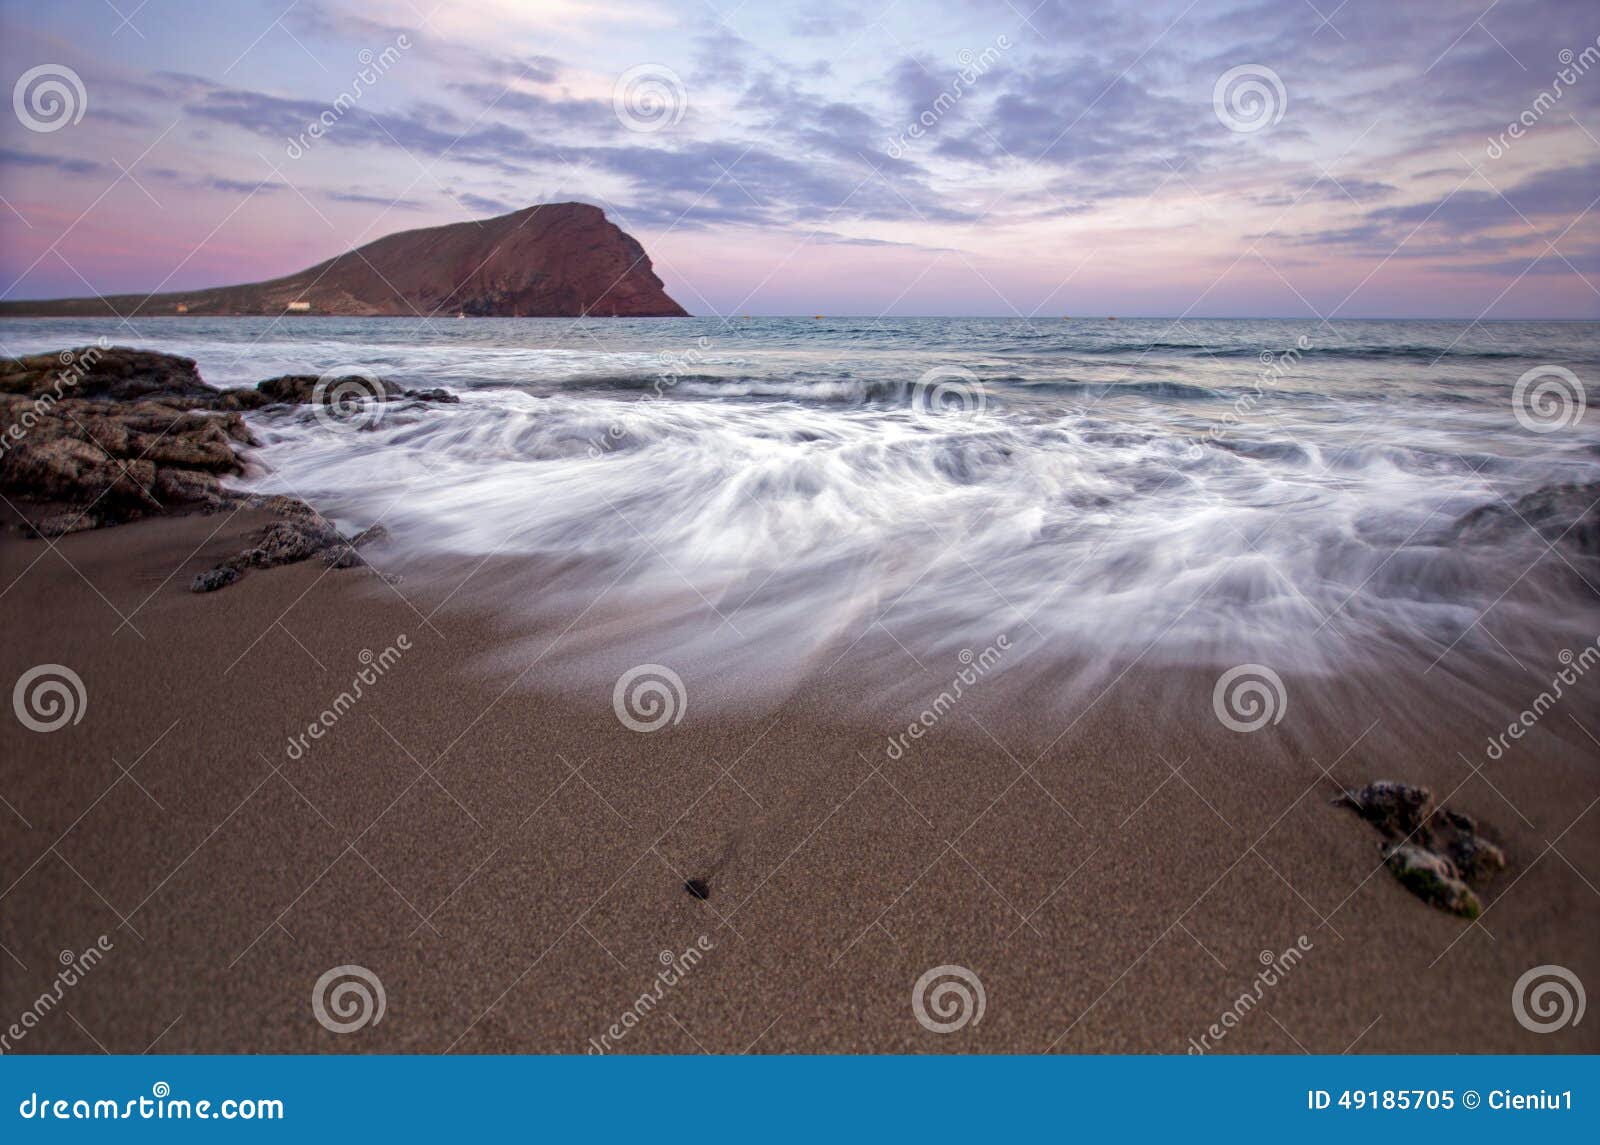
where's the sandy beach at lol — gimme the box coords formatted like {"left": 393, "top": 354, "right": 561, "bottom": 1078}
{"left": 3, "top": 498, "right": 1596, "bottom": 1054}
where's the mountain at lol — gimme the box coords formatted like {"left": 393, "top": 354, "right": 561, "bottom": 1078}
{"left": 0, "top": 202, "right": 688, "bottom": 318}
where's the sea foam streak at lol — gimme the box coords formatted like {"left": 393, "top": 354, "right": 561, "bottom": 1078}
{"left": 5, "top": 316, "right": 1596, "bottom": 697}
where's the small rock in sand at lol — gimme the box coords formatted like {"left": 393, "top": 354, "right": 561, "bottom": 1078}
{"left": 1336, "top": 780, "right": 1505, "bottom": 919}
{"left": 1383, "top": 843, "right": 1481, "bottom": 919}
{"left": 1337, "top": 780, "right": 1433, "bottom": 837}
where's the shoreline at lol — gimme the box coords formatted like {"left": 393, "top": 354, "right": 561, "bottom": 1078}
{"left": 3, "top": 502, "right": 1597, "bottom": 1053}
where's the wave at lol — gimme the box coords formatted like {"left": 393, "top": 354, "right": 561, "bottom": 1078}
{"left": 236, "top": 386, "right": 1600, "bottom": 689}
{"left": 1069, "top": 342, "right": 1575, "bottom": 362}
{"left": 518, "top": 372, "right": 1238, "bottom": 405}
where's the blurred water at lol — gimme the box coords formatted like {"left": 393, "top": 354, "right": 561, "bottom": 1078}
{"left": 5, "top": 315, "right": 1597, "bottom": 674}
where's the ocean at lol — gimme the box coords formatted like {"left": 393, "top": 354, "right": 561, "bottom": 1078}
{"left": 5, "top": 316, "right": 1597, "bottom": 686}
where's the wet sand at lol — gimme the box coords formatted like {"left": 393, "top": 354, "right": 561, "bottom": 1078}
{"left": 2, "top": 504, "right": 1597, "bottom": 1053}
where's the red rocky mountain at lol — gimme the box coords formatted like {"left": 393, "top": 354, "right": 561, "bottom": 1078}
{"left": 0, "top": 202, "right": 688, "bottom": 318}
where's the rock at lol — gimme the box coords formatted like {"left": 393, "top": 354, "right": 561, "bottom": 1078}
{"left": 0, "top": 346, "right": 211, "bottom": 402}
{"left": 254, "top": 374, "right": 403, "bottom": 405}
{"left": 1454, "top": 482, "right": 1600, "bottom": 560}
{"left": 322, "top": 544, "right": 365, "bottom": 569}
{"left": 190, "top": 511, "right": 384, "bottom": 591}
{"left": 28, "top": 510, "right": 103, "bottom": 537}
{"left": 1, "top": 348, "right": 249, "bottom": 528}
{"left": 238, "top": 494, "right": 323, "bottom": 519}
{"left": 1383, "top": 844, "right": 1481, "bottom": 919}
{"left": 3, "top": 347, "right": 399, "bottom": 594}
{"left": 405, "top": 388, "right": 460, "bottom": 404}
{"left": 242, "top": 518, "right": 345, "bottom": 567}
{"left": 1336, "top": 781, "right": 1433, "bottom": 838}
{"left": 1337, "top": 779, "right": 1506, "bottom": 918}
{"left": 190, "top": 565, "right": 241, "bottom": 593}
{"left": 1431, "top": 810, "right": 1507, "bottom": 883}
{"left": 0, "top": 202, "right": 689, "bottom": 318}
{"left": 249, "top": 377, "right": 464, "bottom": 408}
{"left": 154, "top": 466, "right": 224, "bottom": 506}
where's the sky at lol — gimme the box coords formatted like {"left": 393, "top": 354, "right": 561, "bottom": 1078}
{"left": 1, "top": 0, "right": 1597, "bottom": 317}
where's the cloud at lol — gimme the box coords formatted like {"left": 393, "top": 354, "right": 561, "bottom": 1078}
{"left": 0, "top": 148, "right": 103, "bottom": 175}
{"left": 452, "top": 191, "right": 514, "bottom": 216}
{"left": 326, "top": 190, "right": 425, "bottom": 209}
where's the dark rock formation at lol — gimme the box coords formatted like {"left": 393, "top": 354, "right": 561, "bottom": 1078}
{"left": 1, "top": 347, "right": 420, "bottom": 592}
{"left": 1, "top": 347, "right": 251, "bottom": 529}
{"left": 190, "top": 510, "right": 391, "bottom": 593}
{"left": 0, "top": 202, "right": 689, "bottom": 318}
{"left": 1382, "top": 843, "right": 1482, "bottom": 918}
{"left": 1453, "top": 482, "right": 1600, "bottom": 560}
{"left": 1334, "top": 781, "right": 1506, "bottom": 919}
{"left": 1338, "top": 780, "right": 1432, "bottom": 838}
{"left": 251, "top": 374, "right": 459, "bottom": 407}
